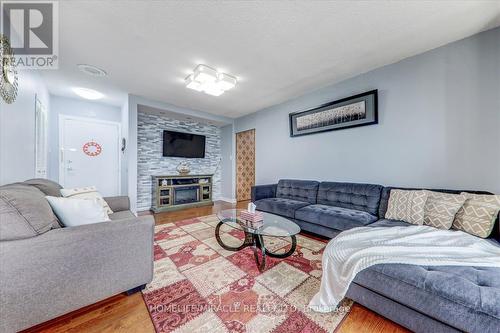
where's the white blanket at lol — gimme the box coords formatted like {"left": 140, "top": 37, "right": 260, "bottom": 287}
{"left": 309, "top": 226, "right": 500, "bottom": 312}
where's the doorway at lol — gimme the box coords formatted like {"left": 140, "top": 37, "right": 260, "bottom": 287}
{"left": 59, "top": 116, "right": 121, "bottom": 196}
{"left": 235, "top": 129, "right": 255, "bottom": 201}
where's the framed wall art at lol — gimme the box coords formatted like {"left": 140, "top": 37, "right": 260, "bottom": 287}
{"left": 289, "top": 90, "right": 378, "bottom": 137}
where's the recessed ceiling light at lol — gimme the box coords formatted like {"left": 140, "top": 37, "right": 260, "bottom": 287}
{"left": 185, "top": 64, "right": 237, "bottom": 97}
{"left": 77, "top": 64, "right": 107, "bottom": 77}
{"left": 72, "top": 87, "right": 104, "bottom": 100}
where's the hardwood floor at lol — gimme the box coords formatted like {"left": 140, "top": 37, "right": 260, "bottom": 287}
{"left": 23, "top": 201, "right": 409, "bottom": 333}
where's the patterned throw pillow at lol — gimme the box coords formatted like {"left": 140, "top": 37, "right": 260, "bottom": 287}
{"left": 60, "top": 186, "right": 113, "bottom": 215}
{"left": 385, "top": 190, "right": 428, "bottom": 225}
{"left": 423, "top": 191, "right": 467, "bottom": 229}
{"left": 452, "top": 193, "right": 500, "bottom": 238}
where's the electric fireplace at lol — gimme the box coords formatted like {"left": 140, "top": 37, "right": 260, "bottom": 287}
{"left": 152, "top": 175, "right": 213, "bottom": 213}
{"left": 173, "top": 186, "right": 199, "bottom": 205}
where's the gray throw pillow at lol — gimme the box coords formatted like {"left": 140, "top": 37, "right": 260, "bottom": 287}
{"left": 0, "top": 184, "right": 58, "bottom": 240}
{"left": 24, "top": 178, "right": 63, "bottom": 197}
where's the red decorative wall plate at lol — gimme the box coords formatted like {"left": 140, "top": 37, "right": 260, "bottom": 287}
{"left": 82, "top": 141, "right": 102, "bottom": 157}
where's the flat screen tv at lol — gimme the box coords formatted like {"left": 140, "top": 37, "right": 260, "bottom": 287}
{"left": 163, "top": 130, "right": 206, "bottom": 158}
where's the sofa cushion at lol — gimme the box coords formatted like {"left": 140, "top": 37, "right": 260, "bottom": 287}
{"left": 370, "top": 220, "right": 500, "bottom": 246}
{"left": 295, "top": 204, "right": 378, "bottom": 231}
{"left": 61, "top": 186, "right": 113, "bottom": 215}
{"left": 104, "top": 196, "right": 130, "bottom": 213}
{"left": 453, "top": 193, "right": 500, "bottom": 238}
{"left": 276, "top": 179, "right": 319, "bottom": 204}
{"left": 353, "top": 263, "right": 500, "bottom": 332}
{"left": 423, "top": 191, "right": 467, "bottom": 230}
{"left": 368, "top": 218, "right": 413, "bottom": 228}
{"left": 109, "top": 210, "right": 136, "bottom": 220}
{"left": 0, "top": 184, "right": 58, "bottom": 240}
{"left": 385, "top": 189, "right": 429, "bottom": 225}
{"left": 24, "top": 178, "right": 62, "bottom": 197}
{"left": 254, "top": 197, "right": 310, "bottom": 218}
{"left": 317, "top": 182, "right": 383, "bottom": 215}
{"left": 45, "top": 196, "right": 110, "bottom": 227}
{"left": 379, "top": 187, "right": 500, "bottom": 241}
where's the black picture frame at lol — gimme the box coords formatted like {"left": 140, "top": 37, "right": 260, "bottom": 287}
{"left": 289, "top": 90, "right": 378, "bottom": 137}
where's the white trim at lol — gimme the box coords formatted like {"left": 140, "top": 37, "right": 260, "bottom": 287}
{"left": 34, "top": 95, "right": 48, "bottom": 178}
{"left": 58, "top": 115, "right": 122, "bottom": 195}
{"left": 218, "top": 197, "right": 237, "bottom": 204}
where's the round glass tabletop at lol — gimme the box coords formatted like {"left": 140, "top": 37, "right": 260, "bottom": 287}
{"left": 216, "top": 209, "right": 301, "bottom": 237}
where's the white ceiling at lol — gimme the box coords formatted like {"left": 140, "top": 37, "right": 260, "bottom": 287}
{"left": 40, "top": 0, "right": 500, "bottom": 118}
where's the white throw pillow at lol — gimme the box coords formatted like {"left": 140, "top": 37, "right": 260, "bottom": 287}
{"left": 45, "top": 196, "right": 110, "bottom": 227}
{"left": 60, "top": 186, "right": 113, "bottom": 215}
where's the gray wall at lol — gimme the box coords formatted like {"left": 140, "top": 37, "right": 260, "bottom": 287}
{"left": 0, "top": 70, "right": 50, "bottom": 185}
{"left": 136, "top": 111, "right": 222, "bottom": 211}
{"left": 47, "top": 95, "right": 121, "bottom": 182}
{"left": 235, "top": 27, "right": 500, "bottom": 193}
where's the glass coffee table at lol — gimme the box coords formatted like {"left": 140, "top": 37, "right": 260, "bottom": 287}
{"left": 215, "top": 209, "right": 301, "bottom": 271}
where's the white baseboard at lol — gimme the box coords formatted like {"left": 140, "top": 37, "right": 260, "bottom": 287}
{"left": 217, "top": 197, "right": 237, "bottom": 204}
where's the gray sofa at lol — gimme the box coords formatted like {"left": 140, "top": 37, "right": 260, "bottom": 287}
{"left": 252, "top": 179, "right": 500, "bottom": 333}
{"left": 0, "top": 179, "right": 154, "bottom": 333}
{"left": 253, "top": 179, "right": 384, "bottom": 238}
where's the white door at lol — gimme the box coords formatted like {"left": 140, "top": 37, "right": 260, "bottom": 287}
{"left": 59, "top": 116, "right": 121, "bottom": 196}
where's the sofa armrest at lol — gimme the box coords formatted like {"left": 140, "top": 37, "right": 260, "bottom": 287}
{"left": 0, "top": 216, "right": 154, "bottom": 333}
{"left": 104, "top": 196, "right": 130, "bottom": 212}
{"left": 251, "top": 184, "right": 278, "bottom": 202}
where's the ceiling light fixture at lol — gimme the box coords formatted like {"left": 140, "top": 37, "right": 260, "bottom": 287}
{"left": 77, "top": 64, "right": 107, "bottom": 77}
{"left": 72, "top": 87, "right": 104, "bottom": 100}
{"left": 216, "top": 73, "right": 238, "bottom": 91}
{"left": 192, "top": 64, "right": 218, "bottom": 83}
{"left": 185, "top": 64, "right": 237, "bottom": 97}
{"left": 185, "top": 74, "right": 204, "bottom": 92}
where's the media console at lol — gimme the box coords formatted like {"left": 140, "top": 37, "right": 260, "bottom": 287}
{"left": 151, "top": 174, "right": 213, "bottom": 212}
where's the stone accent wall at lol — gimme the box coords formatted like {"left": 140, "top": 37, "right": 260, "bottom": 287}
{"left": 137, "top": 111, "right": 221, "bottom": 211}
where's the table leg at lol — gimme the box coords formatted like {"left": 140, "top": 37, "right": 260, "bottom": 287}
{"left": 215, "top": 222, "right": 298, "bottom": 271}
{"left": 215, "top": 222, "right": 251, "bottom": 251}
{"left": 266, "top": 235, "right": 297, "bottom": 258}
{"left": 253, "top": 234, "right": 266, "bottom": 272}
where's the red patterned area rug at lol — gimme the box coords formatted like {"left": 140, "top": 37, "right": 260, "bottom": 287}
{"left": 142, "top": 215, "right": 352, "bottom": 333}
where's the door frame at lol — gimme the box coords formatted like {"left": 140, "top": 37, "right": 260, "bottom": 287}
{"left": 235, "top": 128, "right": 256, "bottom": 201}
{"left": 58, "top": 115, "right": 122, "bottom": 194}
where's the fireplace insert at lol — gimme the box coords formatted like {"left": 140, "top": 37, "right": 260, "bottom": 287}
{"left": 174, "top": 186, "right": 199, "bottom": 205}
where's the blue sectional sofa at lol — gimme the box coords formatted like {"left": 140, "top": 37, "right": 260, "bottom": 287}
{"left": 252, "top": 179, "right": 500, "bottom": 333}
{"left": 253, "top": 179, "right": 384, "bottom": 238}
